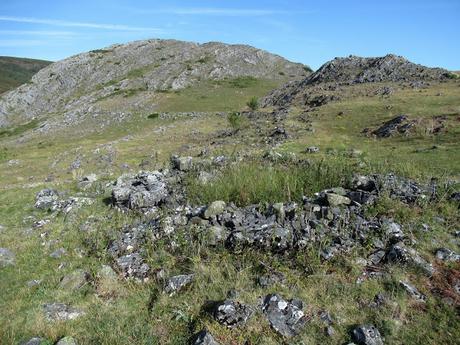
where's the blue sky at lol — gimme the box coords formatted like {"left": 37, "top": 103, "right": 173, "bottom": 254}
{"left": 0, "top": 0, "right": 459, "bottom": 70}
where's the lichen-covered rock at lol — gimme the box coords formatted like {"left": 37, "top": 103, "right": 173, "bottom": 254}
{"left": 262, "top": 294, "right": 308, "bottom": 338}
{"left": 352, "top": 324, "right": 384, "bottom": 345}
{"left": 112, "top": 171, "right": 168, "bottom": 211}
{"left": 59, "top": 269, "right": 90, "bottom": 291}
{"left": 213, "top": 300, "right": 253, "bottom": 328}
{"left": 56, "top": 336, "right": 78, "bottom": 345}
{"left": 43, "top": 303, "right": 85, "bottom": 321}
{"left": 171, "top": 155, "right": 193, "bottom": 171}
{"left": 203, "top": 201, "right": 226, "bottom": 219}
{"left": 387, "top": 243, "right": 434, "bottom": 276}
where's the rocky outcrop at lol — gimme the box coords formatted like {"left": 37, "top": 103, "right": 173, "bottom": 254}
{"left": 262, "top": 54, "right": 452, "bottom": 108}
{"left": 0, "top": 39, "right": 308, "bottom": 129}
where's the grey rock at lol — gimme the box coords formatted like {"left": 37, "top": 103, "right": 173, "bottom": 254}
{"left": 372, "top": 115, "right": 411, "bottom": 138}
{"left": 26, "top": 279, "right": 42, "bottom": 287}
{"left": 0, "top": 247, "right": 15, "bottom": 267}
{"left": 43, "top": 303, "right": 85, "bottom": 321}
{"left": 191, "top": 329, "right": 220, "bottom": 345}
{"left": 59, "top": 269, "right": 90, "bottom": 291}
{"left": 435, "top": 248, "right": 460, "bottom": 262}
{"left": 77, "top": 174, "right": 97, "bottom": 190}
{"left": 381, "top": 220, "right": 404, "bottom": 242}
{"left": 262, "top": 294, "right": 308, "bottom": 338}
{"left": 35, "top": 189, "right": 60, "bottom": 210}
{"left": 97, "top": 265, "right": 118, "bottom": 280}
{"left": 206, "top": 226, "right": 228, "bottom": 246}
{"left": 214, "top": 300, "right": 253, "bottom": 328}
{"left": 50, "top": 248, "right": 66, "bottom": 258}
{"left": 56, "top": 336, "right": 78, "bottom": 345}
{"left": 387, "top": 244, "right": 434, "bottom": 276}
{"left": 20, "top": 337, "right": 47, "bottom": 345}
{"left": 115, "top": 252, "right": 150, "bottom": 280}
{"left": 306, "top": 146, "right": 320, "bottom": 153}
{"left": 257, "top": 271, "right": 285, "bottom": 288}
{"left": 399, "top": 281, "right": 427, "bottom": 303}
{"left": 163, "top": 274, "right": 194, "bottom": 294}
{"left": 352, "top": 324, "right": 383, "bottom": 345}
{"left": 112, "top": 171, "right": 168, "bottom": 211}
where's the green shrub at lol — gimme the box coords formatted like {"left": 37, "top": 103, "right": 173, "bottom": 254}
{"left": 246, "top": 97, "right": 259, "bottom": 111}
{"left": 227, "top": 112, "right": 245, "bottom": 131}
{"left": 147, "top": 113, "right": 159, "bottom": 119}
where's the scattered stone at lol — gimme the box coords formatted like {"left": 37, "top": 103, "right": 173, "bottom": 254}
{"left": 213, "top": 300, "right": 253, "bottom": 328}
{"left": 256, "top": 271, "right": 285, "bottom": 288}
{"left": 56, "top": 336, "right": 78, "bottom": 345}
{"left": 435, "top": 248, "right": 460, "bottom": 262}
{"left": 306, "top": 146, "right": 320, "bottom": 153}
{"left": 0, "top": 248, "right": 15, "bottom": 267}
{"left": 381, "top": 220, "right": 404, "bottom": 242}
{"left": 163, "top": 274, "right": 194, "bottom": 295}
{"left": 206, "top": 226, "right": 228, "bottom": 246}
{"left": 112, "top": 171, "right": 168, "bottom": 212}
{"left": 97, "top": 265, "right": 118, "bottom": 280}
{"left": 43, "top": 303, "right": 85, "bottom": 321}
{"left": 191, "top": 329, "right": 220, "bottom": 345}
{"left": 198, "top": 171, "right": 214, "bottom": 185}
{"left": 262, "top": 294, "right": 308, "bottom": 338}
{"left": 59, "top": 269, "right": 90, "bottom": 291}
{"left": 171, "top": 155, "right": 193, "bottom": 171}
{"left": 203, "top": 201, "right": 226, "bottom": 219}
{"left": 399, "top": 281, "right": 427, "bottom": 303}
{"left": 326, "top": 193, "right": 351, "bottom": 207}
{"left": 449, "top": 192, "right": 460, "bottom": 202}
{"left": 26, "top": 279, "right": 42, "bottom": 287}
{"left": 352, "top": 324, "right": 384, "bottom": 345}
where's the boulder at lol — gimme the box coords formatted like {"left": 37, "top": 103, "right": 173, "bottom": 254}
{"left": 213, "top": 300, "right": 253, "bottom": 328}
{"left": 262, "top": 294, "right": 308, "bottom": 338}
{"left": 352, "top": 325, "right": 383, "bottom": 345}
{"left": 0, "top": 247, "right": 15, "bottom": 268}
{"left": 372, "top": 115, "right": 410, "bottom": 138}
{"left": 20, "top": 337, "right": 48, "bottom": 345}
{"left": 43, "top": 303, "right": 85, "bottom": 321}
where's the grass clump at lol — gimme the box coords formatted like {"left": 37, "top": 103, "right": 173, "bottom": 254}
{"left": 227, "top": 112, "right": 247, "bottom": 131}
{"left": 187, "top": 158, "right": 355, "bottom": 206}
{"left": 246, "top": 97, "right": 259, "bottom": 111}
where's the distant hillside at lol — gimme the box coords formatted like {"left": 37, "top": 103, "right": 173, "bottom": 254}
{"left": 0, "top": 39, "right": 309, "bottom": 130}
{"left": 0, "top": 56, "right": 51, "bottom": 94}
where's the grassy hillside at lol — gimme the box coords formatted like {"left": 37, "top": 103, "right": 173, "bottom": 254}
{"left": 0, "top": 79, "right": 459, "bottom": 344}
{"left": 0, "top": 56, "right": 51, "bottom": 94}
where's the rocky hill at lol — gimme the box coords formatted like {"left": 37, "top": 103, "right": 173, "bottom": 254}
{"left": 262, "top": 54, "right": 454, "bottom": 107}
{"left": 0, "top": 39, "right": 309, "bottom": 129}
{"left": 0, "top": 56, "right": 51, "bottom": 94}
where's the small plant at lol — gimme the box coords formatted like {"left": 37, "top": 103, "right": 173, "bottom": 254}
{"left": 147, "top": 113, "right": 159, "bottom": 119}
{"left": 246, "top": 97, "right": 259, "bottom": 111}
{"left": 227, "top": 112, "right": 245, "bottom": 131}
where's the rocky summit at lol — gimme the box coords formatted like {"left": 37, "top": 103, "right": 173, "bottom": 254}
{"left": 0, "top": 33, "right": 459, "bottom": 345}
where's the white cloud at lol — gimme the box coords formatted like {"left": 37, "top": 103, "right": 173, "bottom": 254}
{"left": 131, "top": 7, "right": 305, "bottom": 16}
{"left": 0, "top": 39, "right": 44, "bottom": 47}
{"left": 0, "top": 16, "right": 163, "bottom": 32}
{"left": 0, "top": 30, "right": 76, "bottom": 36}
